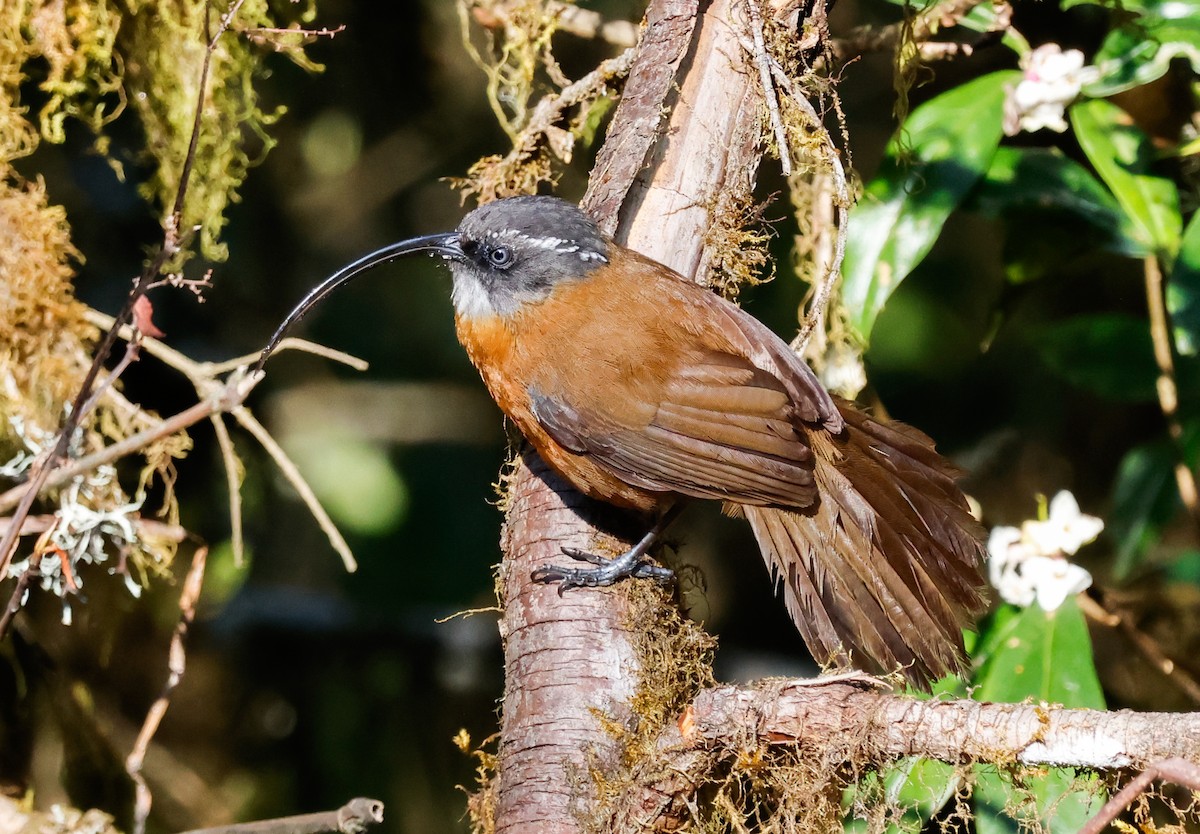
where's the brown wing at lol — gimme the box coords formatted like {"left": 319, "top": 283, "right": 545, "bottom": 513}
{"left": 530, "top": 346, "right": 823, "bottom": 508}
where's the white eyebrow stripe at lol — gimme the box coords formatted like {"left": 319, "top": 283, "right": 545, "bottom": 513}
{"left": 481, "top": 228, "right": 608, "bottom": 262}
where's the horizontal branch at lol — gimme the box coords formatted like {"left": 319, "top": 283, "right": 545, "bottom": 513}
{"left": 615, "top": 680, "right": 1200, "bottom": 829}
{"left": 0, "top": 373, "right": 260, "bottom": 516}
{"left": 178, "top": 798, "right": 384, "bottom": 834}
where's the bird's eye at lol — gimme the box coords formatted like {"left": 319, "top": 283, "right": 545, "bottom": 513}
{"left": 488, "top": 245, "right": 515, "bottom": 269}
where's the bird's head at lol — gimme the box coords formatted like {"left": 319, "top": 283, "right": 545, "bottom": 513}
{"left": 449, "top": 195, "right": 609, "bottom": 319}
{"left": 257, "top": 196, "right": 609, "bottom": 368}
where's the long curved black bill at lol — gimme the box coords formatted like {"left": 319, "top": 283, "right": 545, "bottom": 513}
{"left": 254, "top": 232, "right": 462, "bottom": 372}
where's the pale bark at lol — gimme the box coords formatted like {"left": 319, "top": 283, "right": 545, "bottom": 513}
{"left": 494, "top": 0, "right": 767, "bottom": 829}
{"left": 609, "top": 682, "right": 1200, "bottom": 830}
{"left": 492, "top": 1, "right": 1200, "bottom": 832}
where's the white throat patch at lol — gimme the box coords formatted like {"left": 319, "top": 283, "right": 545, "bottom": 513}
{"left": 450, "top": 273, "right": 497, "bottom": 320}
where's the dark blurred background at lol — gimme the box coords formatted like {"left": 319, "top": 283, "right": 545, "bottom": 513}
{"left": 11, "top": 0, "right": 1195, "bottom": 831}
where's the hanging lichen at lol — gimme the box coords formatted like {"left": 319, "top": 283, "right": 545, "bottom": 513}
{"left": 121, "top": 0, "right": 322, "bottom": 265}
{"left": 452, "top": 0, "right": 631, "bottom": 203}
{"left": 0, "top": 0, "right": 327, "bottom": 610}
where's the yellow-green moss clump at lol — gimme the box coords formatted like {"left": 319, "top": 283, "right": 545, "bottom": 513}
{"left": 0, "top": 0, "right": 324, "bottom": 603}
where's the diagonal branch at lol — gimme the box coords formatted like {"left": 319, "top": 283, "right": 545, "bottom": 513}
{"left": 0, "top": 0, "right": 253, "bottom": 580}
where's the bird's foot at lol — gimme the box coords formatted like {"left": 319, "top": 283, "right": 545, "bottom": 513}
{"left": 531, "top": 546, "right": 674, "bottom": 593}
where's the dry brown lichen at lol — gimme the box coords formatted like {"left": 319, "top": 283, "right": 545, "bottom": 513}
{"left": 451, "top": 0, "right": 630, "bottom": 204}
{"left": 456, "top": 728, "right": 499, "bottom": 834}
{"left": 0, "top": 1, "right": 324, "bottom": 598}
{"left": 702, "top": 190, "right": 775, "bottom": 300}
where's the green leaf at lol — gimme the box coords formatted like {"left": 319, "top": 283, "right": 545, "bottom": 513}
{"left": 842, "top": 71, "right": 1018, "bottom": 341}
{"left": 974, "top": 767, "right": 1105, "bottom": 834}
{"left": 1033, "top": 314, "right": 1159, "bottom": 401}
{"left": 1109, "top": 422, "right": 1200, "bottom": 577}
{"left": 1086, "top": 0, "right": 1200, "bottom": 95}
{"left": 1165, "top": 549, "right": 1200, "bottom": 583}
{"left": 844, "top": 757, "right": 962, "bottom": 834}
{"left": 972, "top": 146, "right": 1147, "bottom": 261}
{"left": 1070, "top": 99, "right": 1182, "bottom": 259}
{"left": 957, "top": 5, "right": 1030, "bottom": 55}
{"left": 1170, "top": 210, "right": 1200, "bottom": 356}
{"left": 1110, "top": 438, "right": 1182, "bottom": 577}
{"left": 974, "top": 599, "right": 1105, "bottom": 707}
{"left": 972, "top": 601, "right": 1105, "bottom": 833}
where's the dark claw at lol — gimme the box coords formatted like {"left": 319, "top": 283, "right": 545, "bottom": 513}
{"left": 630, "top": 563, "right": 674, "bottom": 582}
{"left": 559, "top": 546, "right": 609, "bottom": 566}
{"left": 530, "top": 546, "right": 674, "bottom": 592}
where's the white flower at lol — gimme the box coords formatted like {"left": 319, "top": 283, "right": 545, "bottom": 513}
{"left": 1023, "top": 556, "right": 1093, "bottom": 611}
{"left": 1023, "top": 490, "right": 1105, "bottom": 556}
{"left": 986, "top": 490, "right": 1101, "bottom": 611}
{"left": 1004, "top": 44, "right": 1100, "bottom": 136}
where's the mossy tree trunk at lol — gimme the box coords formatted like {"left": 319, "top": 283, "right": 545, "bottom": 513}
{"left": 491, "top": 1, "right": 771, "bottom": 830}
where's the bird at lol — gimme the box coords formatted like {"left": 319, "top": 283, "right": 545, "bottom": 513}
{"left": 258, "top": 195, "right": 988, "bottom": 687}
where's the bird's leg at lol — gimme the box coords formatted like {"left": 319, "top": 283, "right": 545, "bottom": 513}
{"left": 531, "top": 505, "right": 681, "bottom": 592}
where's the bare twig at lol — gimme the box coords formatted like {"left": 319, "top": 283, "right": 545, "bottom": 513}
{"left": 830, "top": 0, "right": 991, "bottom": 61}
{"left": 1144, "top": 255, "right": 1200, "bottom": 541}
{"left": 83, "top": 308, "right": 360, "bottom": 571}
{"left": 0, "top": 514, "right": 57, "bottom": 537}
{"left": 472, "top": 1, "right": 637, "bottom": 47}
{"left": 0, "top": 554, "right": 43, "bottom": 641}
{"left": 127, "top": 546, "right": 209, "bottom": 834}
{"left": 724, "top": 21, "right": 850, "bottom": 350}
{"left": 741, "top": 0, "right": 791, "bottom": 176}
{"left": 178, "top": 798, "right": 384, "bottom": 834}
{"left": 0, "top": 374, "right": 260, "bottom": 515}
{"left": 1078, "top": 758, "right": 1200, "bottom": 834}
{"left": 231, "top": 406, "right": 356, "bottom": 572}
{"left": 210, "top": 416, "right": 245, "bottom": 567}
{"left": 0, "top": 0, "right": 250, "bottom": 581}
{"left": 768, "top": 70, "right": 851, "bottom": 353}
{"left": 204, "top": 338, "right": 369, "bottom": 375}
{"left": 240, "top": 24, "right": 347, "bottom": 41}
{"left": 80, "top": 337, "right": 143, "bottom": 424}
{"left": 1080, "top": 592, "right": 1200, "bottom": 705}
{"left": 469, "top": 44, "right": 637, "bottom": 195}
{"left": 83, "top": 311, "right": 368, "bottom": 377}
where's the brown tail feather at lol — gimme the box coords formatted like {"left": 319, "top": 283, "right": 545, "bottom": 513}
{"left": 742, "top": 401, "right": 988, "bottom": 687}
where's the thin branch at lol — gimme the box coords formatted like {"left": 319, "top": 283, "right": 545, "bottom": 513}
{"left": 80, "top": 337, "right": 143, "bottom": 424}
{"left": 231, "top": 406, "right": 357, "bottom": 573}
{"left": 742, "top": 0, "right": 791, "bottom": 176}
{"left": 203, "top": 338, "right": 369, "bottom": 375}
{"left": 83, "top": 311, "right": 369, "bottom": 377}
{"left": 766, "top": 68, "right": 850, "bottom": 353}
{"left": 0, "top": 555, "right": 42, "bottom": 641}
{"left": 0, "top": 373, "right": 260, "bottom": 516}
{"left": 0, "top": 515, "right": 57, "bottom": 537}
{"left": 210, "top": 415, "right": 245, "bottom": 567}
{"left": 725, "top": 25, "right": 851, "bottom": 350}
{"left": 0, "top": 0, "right": 250, "bottom": 581}
{"left": 1144, "top": 255, "right": 1200, "bottom": 540}
{"left": 471, "top": 44, "right": 637, "bottom": 189}
{"left": 610, "top": 681, "right": 1200, "bottom": 829}
{"left": 127, "top": 545, "right": 209, "bottom": 834}
{"left": 1079, "top": 758, "right": 1200, "bottom": 834}
{"left": 83, "top": 308, "right": 361, "bottom": 571}
{"left": 1080, "top": 592, "right": 1200, "bottom": 706}
{"left": 240, "top": 24, "right": 347, "bottom": 41}
{"left": 830, "top": 0, "right": 990, "bottom": 61}
{"left": 178, "top": 797, "right": 384, "bottom": 834}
